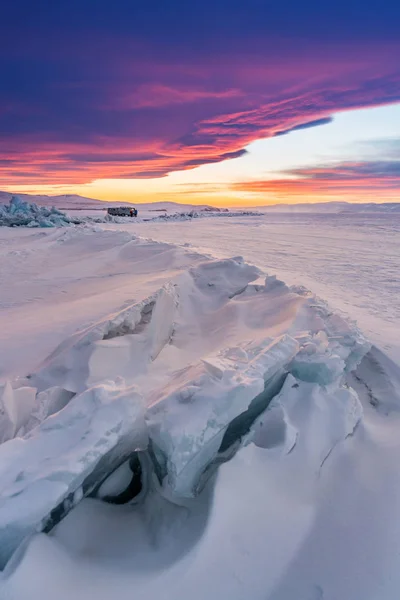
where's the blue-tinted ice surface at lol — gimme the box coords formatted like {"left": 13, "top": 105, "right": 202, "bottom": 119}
{"left": 0, "top": 252, "right": 372, "bottom": 571}
{"left": 0, "top": 196, "right": 77, "bottom": 228}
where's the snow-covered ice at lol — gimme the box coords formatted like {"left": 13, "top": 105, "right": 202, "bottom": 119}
{"left": 0, "top": 197, "right": 77, "bottom": 228}
{"left": 0, "top": 226, "right": 205, "bottom": 379}
{"left": 0, "top": 213, "right": 399, "bottom": 600}
{"left": 0, "top": 381, "right": 146, "bottom": 569}
{"left": 104, "top": 211, "right": 400, "bottom": 361}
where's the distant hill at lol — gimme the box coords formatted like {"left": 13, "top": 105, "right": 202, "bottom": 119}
{"left": 252, "top": 201, "right": 400, "bottom": 213}
{"left": 132, "top": 201, "right": 227, "bottom": 213}
{"left": 2, "top": 191, "right": 398, "bottom": 214}
{"left": 0, "top": 192, "right": 107, "bottom": 210}
{"left": 0, "top": 192, "right": 224, "bottom": 213}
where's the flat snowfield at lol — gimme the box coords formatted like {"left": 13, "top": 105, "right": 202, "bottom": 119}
{"left": 102, "top": 211, "right": 400, "bottom": 362}
{"left": 0, "top": 214, "right": 400, "bottom": 600}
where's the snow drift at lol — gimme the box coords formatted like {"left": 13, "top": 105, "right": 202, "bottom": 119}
{"left": 0, "top": 251, "right": 372, "bottom": 570}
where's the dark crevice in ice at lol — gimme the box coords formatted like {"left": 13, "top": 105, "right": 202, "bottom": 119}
{"left": 194, "top": 371, "right": 288, "bottom": 495}
{"left": 353, "top": 372, "right": 380, "bottom": 408}
{"left": 40, "top": 371, "right": 288, "bottom": 537}
{"left": 42, "top": 483, "right": 88, "bottom": 534}
{"left": 101, "top": 454, "right": 143, "bottom": 505}
{"left": 318, "top": 418, "right": 361, "bottom": 475}
{"left": 38, "top": 370, "right": 289, "bottom": 539}
{"left": 42, "top": 444, "right": 141, "bottom": 533}
{"left": 219, "top": 370, "right": 288, "bottom": 454}
{"left": 228, "top": 285, "right": 248, "bottom": 300}
{"left": 147, "top": 438, "right": 168, "bottom": 485}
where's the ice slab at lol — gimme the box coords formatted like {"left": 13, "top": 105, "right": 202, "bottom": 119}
{"left": 147, "top": 335, "right": 299, "bottom": 497}
{"left": 0, "top": 383, "right": 37, "bottom": 443}
{"left": 0, "top": 381, "right": 146, "bottom": 569}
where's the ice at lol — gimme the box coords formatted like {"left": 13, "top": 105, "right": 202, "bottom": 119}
{"left": 0, "top": 381, "right": 146, "bottom": 569}
{"left": 147, "top": 335, "right": 298, "bottom": 497}
{"left": 0, "top": 196, "right": 78, "bottom": 228}
{"left": 0, "top": 250, "right": 373, "bottom": 570}
{"left": 32, "top": 257, "right": 261, "bottom": 394}
{"left": 290, "top": 329, "right": 348, "bottom": 385}
{"left": 22, "top": 387, "right": 76, "bottom": 435}
{"left": 0, "top": 219, "right": 398, "bottom": 599}
{"left": 126, "top": 211, "right": 400, "bottom": 363}
{"left": 347, "top": 346, "right": 400, "bottom": 414}
{"left": 95, "top": 457, "right": 139, "bottom": 501}
{"left": 250, "top": 373, "right": 363, "bottom": 472}
{"left": 33, "top": 288, "right": 179, "bottom": 394}
{"left": 0, "top": 383, "right": 37, "bottom": 443}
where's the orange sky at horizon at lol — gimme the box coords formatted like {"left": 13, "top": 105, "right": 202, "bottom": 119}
{"left": 4, "top": 103, "right": 400, "bottom": 207}
{"left": 4, "top": 181, "right": 399, "bottom": 207}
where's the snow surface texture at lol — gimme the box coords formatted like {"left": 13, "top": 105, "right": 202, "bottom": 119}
{"left": 0, "top": 226, "right": 205, "bottom": 379}
{"left": 0, "top": 223, "right": 399, "bottom": 600}
{"left": 0, "top": 197, "right": 78, "bottom": 228}
{"left": 107, "top": 211, "right": 400, "bottom": 362}
{"left": 0, "top": 249, "right": 370, "bottom": 571}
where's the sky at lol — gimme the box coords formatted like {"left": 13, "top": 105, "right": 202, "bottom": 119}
{"left": 1, "top": 0, "right": 400, "bottom": 206}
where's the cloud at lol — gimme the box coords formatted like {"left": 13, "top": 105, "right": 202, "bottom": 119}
{"left": 232, "top": 157, "right": 400, "bottom": 200}
{"left": 1, "top": 1, "right": 400, "bottom": 185}
{"left": 111, "top": 85, "right": 244, "bottom": 109}
{"left": 273, "top": 117, "right": 334, "bottom": 137}
{"left": 292, "top": 161, "right": 400, "bottom": 180}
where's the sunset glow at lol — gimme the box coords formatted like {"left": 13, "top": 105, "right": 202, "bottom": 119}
{"left": 1, "top": 1, "right": 400, "bottom": 205}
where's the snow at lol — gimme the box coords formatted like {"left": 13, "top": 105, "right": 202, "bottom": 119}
{"left": 0, "top": 227, "right": 205, "bottom": 379}
{"left": 0, "top": 381, "right": 147, "bottom": 570}
{"left": 105, "top": 211, "right": 400, "bottom": 361}
{"left": 0, "top": 242, "right": 370, "bottom": 566}
{"left": 0, "top": 211, "right": 399, "bottom": 600}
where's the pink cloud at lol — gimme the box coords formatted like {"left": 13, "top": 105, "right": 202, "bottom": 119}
{"left": 1, "top": 39, "right": 400, "bottom": 186}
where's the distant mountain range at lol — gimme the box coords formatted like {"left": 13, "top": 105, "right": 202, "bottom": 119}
{"left": 1, "top": 191, "right": 399, "bottom": 213}
{"left": 0, "top": 192, "right": 107, "bottom": 209}
{"left": 0, "top": 192, "right": 225, "bottom": 213}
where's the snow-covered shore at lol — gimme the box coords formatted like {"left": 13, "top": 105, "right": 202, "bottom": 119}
{"left": 0, "top": 224, "right": 399, "bottom": 600}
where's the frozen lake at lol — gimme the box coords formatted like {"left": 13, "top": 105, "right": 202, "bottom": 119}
{"left": 104, "top": 212, "right": 400, "bottom": 361}
{"left": 1, "top": 212, "right": 400, "bottom": 600}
